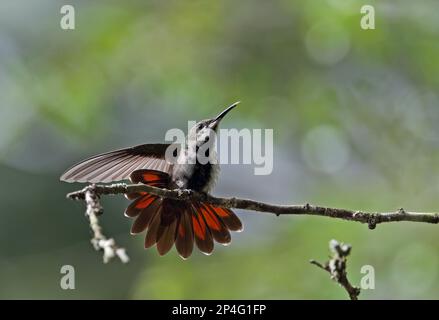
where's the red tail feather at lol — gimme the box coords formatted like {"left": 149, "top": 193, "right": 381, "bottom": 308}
{"left": 125, "top": 169, "right": 243, "bottom": 259}
{"left": 130, "top": 197, "right": 162, "bottom": 234}
{"left": 175, "top": 208, "right": 194, "bottom": 259}
{"left": 190, "top": 204, "right": 214, "bottom": 255}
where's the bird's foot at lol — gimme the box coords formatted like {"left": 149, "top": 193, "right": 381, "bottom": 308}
{"left": 176, "top": 189, "right": 193, "bottom": 199}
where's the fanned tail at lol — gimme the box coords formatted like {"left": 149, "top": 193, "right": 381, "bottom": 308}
{"left": 125, "top": 169, "right": 243, "bottom": 259}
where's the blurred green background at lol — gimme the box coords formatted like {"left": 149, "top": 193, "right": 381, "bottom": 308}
{"left": 1, "top": 0, "right": 439, "bottom": 299}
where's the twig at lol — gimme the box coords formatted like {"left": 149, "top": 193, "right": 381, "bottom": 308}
{"left": 81, "top": 185, "right": 129, "bottom": 264}
{"left": 310, "top": 240, "right": 360, "bottom": 300}
{"left": 67, "top": 183, "right": 439, "bottom": 229}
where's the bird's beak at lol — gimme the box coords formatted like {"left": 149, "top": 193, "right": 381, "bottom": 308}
{"left": 209, "top": 101, "right": 240, "bottom": 129}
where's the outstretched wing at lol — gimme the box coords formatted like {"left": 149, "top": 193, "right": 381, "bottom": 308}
{"left": 60, "top": 143, "right": 177, "bottom": 183}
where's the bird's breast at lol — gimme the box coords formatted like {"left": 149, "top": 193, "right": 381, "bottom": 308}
{"left": 171, "top": 149, "right": 219, "bottom": 192}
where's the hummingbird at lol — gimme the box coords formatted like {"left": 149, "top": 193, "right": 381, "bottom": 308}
{"left": 60, "top": 102, "right": 243, "bottom": 259}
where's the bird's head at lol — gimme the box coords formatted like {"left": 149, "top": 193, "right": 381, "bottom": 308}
{"left": 187, "top": 101, "right": 239, "bottom": 147}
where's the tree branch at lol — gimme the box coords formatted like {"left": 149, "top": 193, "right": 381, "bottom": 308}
{"left": 310, "top": 239, "right": 360, "bottom": 300}
{"left": 80, "top": 185, "right": 129, "bottom": 264}
{"left": 67, "top": 183, "right": 439, "bottom": 229}
{"left": 67, "top": 183, "right": 439, "bottom": 264}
